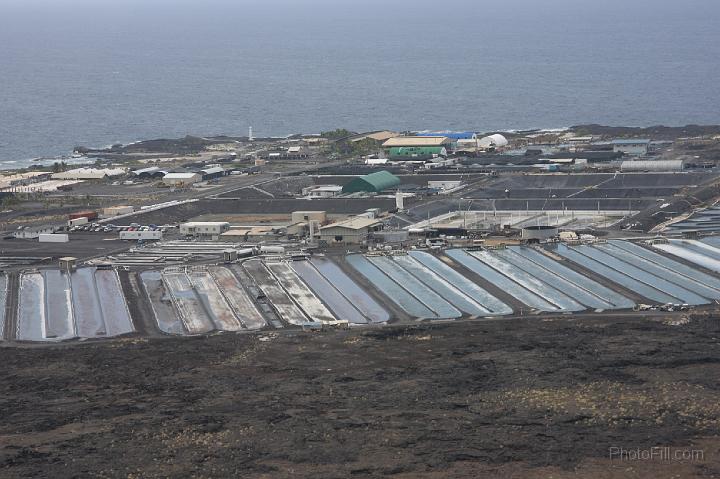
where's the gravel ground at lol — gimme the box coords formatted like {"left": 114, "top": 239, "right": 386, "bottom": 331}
{"left": 0, "top": 316, "right": 719, "bottom": 478}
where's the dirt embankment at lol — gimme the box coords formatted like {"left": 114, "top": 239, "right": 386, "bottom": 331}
{"left": 0, "top": 317, "right": 719, "bottom": 478}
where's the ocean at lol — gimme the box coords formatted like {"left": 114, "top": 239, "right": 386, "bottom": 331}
{"left": 1, "top": 0, "right": 719, "bottom": 167}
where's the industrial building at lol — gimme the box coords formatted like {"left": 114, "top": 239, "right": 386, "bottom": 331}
{"left": 200, "top": 166, "right": 226, "bottom": 181}
{"left": 163, "top": 172, "right": 201, "bottom": 186}
{"left": 286, "top": 146, "right": 309, "bottom": 158}
{"left": 341, "top": 170, "right": 401, "bottom": 194}
{"left": 382, "top": 136, "right": 452, "bottom": 149}
{"left": 350, "top": 130, "right": 398, "bottom": 143}
{"left": 421, "top": 132, "right": 477, "bottom": 140}
{"left": 612, "top": 139, "right": 651, "bottom": 156}
{"left": 120, "top": 230, "right": 163, "bottom": 241}
{"left": 388, "top": 147, "right": 447, "bottom": 161}
{"left": 131, "top": 166, "right": 168, "bottom": 179}
{"left": 52, "top": 167, "right": 126, "bottom": 180}
{"left": 180, "top": 221, "right": 230, "bottom": 237}
{"left": 303, "top": 185, "right": 343, "bottom": 198}
{"left": 318, "top": 216, "right": 384, "bottom": 245}
{"left": 14, "top": 225, "right": 58, "bottom": 239}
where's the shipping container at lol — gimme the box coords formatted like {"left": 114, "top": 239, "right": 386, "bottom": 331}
{"left": 38, "top": 233, "right": 69, "bottom": 243}
{"left": 68, "top": 217, "right": 89, "bottom": 227}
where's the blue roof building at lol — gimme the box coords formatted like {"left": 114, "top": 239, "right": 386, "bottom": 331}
{"left": 419, "top": 131, "right": 477, "bottom": 140}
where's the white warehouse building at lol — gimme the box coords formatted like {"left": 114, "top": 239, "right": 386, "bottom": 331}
{"left": 180, "top": 221, "right": 230, "bottom": 238}
{"left": 163, "top": 172, "right": 201, "bottom": 186}
{"left": 620, "top": 159, "right": 684, "bottom": 172}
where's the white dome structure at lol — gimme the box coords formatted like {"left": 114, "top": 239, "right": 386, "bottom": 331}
{"left": 478, "top": 134, "right": 509, "bottom": 149}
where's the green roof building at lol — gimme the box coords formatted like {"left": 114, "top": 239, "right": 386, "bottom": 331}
{"left": 388, "top": 146, "right": 447, "bottom": 160}
{"left": 341, "top": 170, "right": 401, "bottom": 194}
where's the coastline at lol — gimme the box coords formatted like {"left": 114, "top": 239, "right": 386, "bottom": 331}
{"left": 3, "top": 123, "right": 720, "bottom": 173}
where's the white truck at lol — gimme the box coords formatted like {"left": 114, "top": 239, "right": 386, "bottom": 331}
{"left": 68, "top": 217, "right": 89, "bottom": 227}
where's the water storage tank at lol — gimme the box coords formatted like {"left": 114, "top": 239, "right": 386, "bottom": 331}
{"left": 521, "top": 225, "right": 559, "bottom": 241}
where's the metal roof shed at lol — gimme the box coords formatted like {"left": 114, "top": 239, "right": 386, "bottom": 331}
{"left": 382, "top": 136, "right": 452, "bottom": 148}
{"left": 341, "top": 170, "right": 400, "bottom": 194}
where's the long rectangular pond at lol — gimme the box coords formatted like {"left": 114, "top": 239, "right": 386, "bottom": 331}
{"left": 292, "top": 261, "right": 367, "bottom": 324}
{"left": 368, "top": 256, "right": 461, "bottom": 319}
{"left": 508, "top": 246, "right": 635, "bottom": 309}
{"left": 445, "top": 249, "right": 556, "bottom": 312}
{"left": 346, "top": 254, "right": 437, "bottom": 319}
{"left": 189, "top": 270, "right": 243, "bottom": 332}
{"left": 311, "top": 258, "right": 389, "bottom": 323}
{"left": 554, "top": 244, "right": 683, "bottom": 304}
{"left": 563, "top": 244, "right": 709, "bottom": 305}
{"left": 210, "top": 266, "right": 266, "bottom": 330}
{"left": 596, "top": 242, "right": 720, "bottom": 300}
{"left": 244, "top": 260, "right": 310, "bottom": 326}
{"left": 392, "top": 255, "right": 489, "bottom": 316}
{"left": 16, "top": 268, "right": 134, "bottom": 342}
{"left": 163, "top": 271, "right": 215, "bottom": 334}
{"left": 266, "top": 262, "right": 336, "bottom": 323}
{"left": 408, "top": 251, "right": 512, "bottom": 315}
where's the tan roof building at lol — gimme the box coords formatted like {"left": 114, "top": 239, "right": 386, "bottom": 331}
{"left": 318, "top": 217, "right": 383, "bottom": 245}
{"left": 382, "top": 136, "right": 452, "bottom": 148}
{"left": 351, "top": 130, "right": 398, "bottom": 143}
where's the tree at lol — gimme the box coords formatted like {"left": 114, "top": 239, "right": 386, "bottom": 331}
{"left": 320, "top": 129, "right": 354, "bottom": 141}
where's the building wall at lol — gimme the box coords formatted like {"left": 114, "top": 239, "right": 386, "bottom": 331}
{"left": 201, "top": 171, "right": 225, "bottom": 181}
{"left": 120, "top": 230, "right": 163, "bottom": 240}
{"left": 179, "top": 223, "right": 229, "bottom": 236}
{"left": 291, "top": 211, "right": 327, "bottom": 223}
{"left": 163, "top": 174, "right": 200, "bottom": 186}
{"left": 318, "top": 226, "right": 369, "bottom": 244}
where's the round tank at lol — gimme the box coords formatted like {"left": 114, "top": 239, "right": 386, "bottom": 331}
{"left": 521, "top": 225, "right": 559, "bottom": 241}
